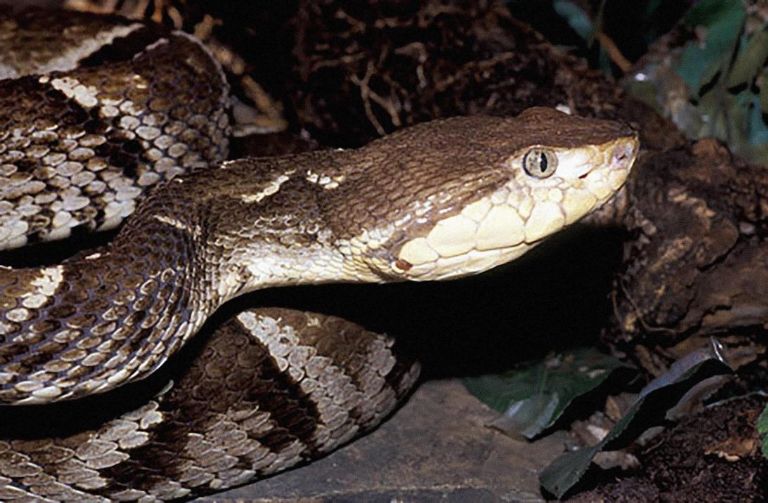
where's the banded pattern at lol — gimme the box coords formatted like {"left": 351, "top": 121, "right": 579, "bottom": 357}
{"left": 0, "top": 10, "right": 229, "bottom": 249}
{"left": 0, "top": 308, "right": 419, "bottom": 501}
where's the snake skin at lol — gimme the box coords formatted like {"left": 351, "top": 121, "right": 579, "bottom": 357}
{"left": 0, "top": 9, "right": 229, "bottom": 249}
{"left": 0, "top": 9, "right": 639, "bottom": 502}
{"left": 0, "top": 307, "right": 418, "bottom": 501}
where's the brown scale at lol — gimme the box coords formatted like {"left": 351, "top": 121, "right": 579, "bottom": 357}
{"left": 0, "top": 10, "right": 136, "bottom": 75}
{"left": 318, "top": 112, "right": 629, "bottom": 244}
{"left": 0, "top": 309, "right": 418, "bottom": 501}
{"left": 0, "top": 238, "right": 198, "bottom": 401}
{"left": 0, "top": 13, "right": 229, "bottom": 249}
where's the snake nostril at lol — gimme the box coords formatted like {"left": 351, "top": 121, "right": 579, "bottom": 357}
{"left": 612, "top": 142, "right": 634, "bottom": 164}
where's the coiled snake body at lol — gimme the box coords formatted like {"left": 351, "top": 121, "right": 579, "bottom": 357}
{"left": 0, "top": 10, "right": 638, "bottom": 502}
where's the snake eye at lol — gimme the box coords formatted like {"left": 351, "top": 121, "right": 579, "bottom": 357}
{"left": 522, "top": 148, "right": 558, "bottom": 178}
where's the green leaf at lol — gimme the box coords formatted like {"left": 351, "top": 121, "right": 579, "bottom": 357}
{"left": 761, "top": 68, "right": 768, "bottom": 114}
{"left": 758, "top": 404, "right": 768, "bottom": 459}
{"left": 726, "top": 90, "right": 752, "bottom": 146}
{"left": 464, "top": 348, "right": 631, "bottom": 439}
{"left": 726, "top": 29, "right": 768, "bottom": 88}
{"left": 553, "top": 0, "right": 594, "bottom": 41}
{"left": 539, "top": 338, "right": 733, "bottom": 499}
{"left": 676, "top": 0, "right": 746, "bottom": 94}
{"left": 683, "top": 0, "right": 743, "bottom": 27}
{"left": 747, "top": 92, "right": 768, "bottom": 145}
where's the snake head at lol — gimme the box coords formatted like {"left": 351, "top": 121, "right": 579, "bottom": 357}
{"left": 345, "top": 108, "right": 639, "bottom": 282}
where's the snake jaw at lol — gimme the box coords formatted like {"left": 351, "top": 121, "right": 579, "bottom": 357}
{"left": 388, "top": 133, "right": 639, "bottom": 282}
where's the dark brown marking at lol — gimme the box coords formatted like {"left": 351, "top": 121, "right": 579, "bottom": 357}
{"left": 394, "top": 258, "right": 413, "bottom": 271}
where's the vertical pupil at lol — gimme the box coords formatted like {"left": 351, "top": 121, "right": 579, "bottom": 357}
{"left": 539, "top": 152, "right": 548, "bottom": 172}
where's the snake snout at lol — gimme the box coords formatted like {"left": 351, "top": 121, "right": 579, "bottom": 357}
{"left": 611, "top": 139, "right": 636, "bottom": 165}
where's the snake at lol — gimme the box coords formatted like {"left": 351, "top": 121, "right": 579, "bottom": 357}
{"left": 0, "top": 9, "right": 639, "bottom": 502}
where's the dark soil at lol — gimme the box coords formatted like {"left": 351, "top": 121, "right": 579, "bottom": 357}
{"left": 572, "top": 395, "right": 768, "bottom": 502}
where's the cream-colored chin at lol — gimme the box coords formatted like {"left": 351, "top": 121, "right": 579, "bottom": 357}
{"left": 397, "top": 242, "right": 534, "bottom": 281}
